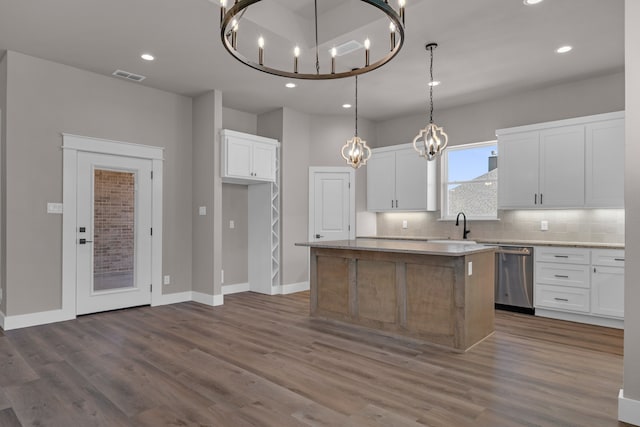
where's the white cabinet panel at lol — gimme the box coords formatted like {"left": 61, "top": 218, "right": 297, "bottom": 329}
{"left": 535, "top": 247, "right": 590, "bottom": 265}
{"left": 367, "top": 144, "right": 432, "bottom": 212}
{"left": 591, "top": 249, "right": 625, "bottom": 267}
{"left": 536, "top": 284, "right": 590, "bottom": 313}
{"left": 591, "top": 266, "right": 624, "bottom": 318}
{"left": 535, "top": 262, "right": 590, "bottom": 288}
{"left": 539, "top": 125, "right": 585, "bottom": 207}
{"left": 252, "top": 141, "right": 276, "bottom": 181}
{"left": 498, "top": 131, "right": 539, "bottom": 208}
{"left": 226, "top": 138, "right": 252, "bottom": 178}
{"left": 585, "top": 119, "right": 625, "bottom": 207}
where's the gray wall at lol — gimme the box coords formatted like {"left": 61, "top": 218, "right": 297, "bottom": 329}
{"left": 375, "top": 71, "right": 625, "bottom": 149}
{"left": 0, "top": 52, "right": 6, "bottom": 315}
{"left": 192, "top": 90, "right": 223, "bottom": 296}
{"left": 4, "top": 51, "right": 193, "bottom": 316}
{"left": 624, "top": 0, "right": 640, "bottom": 404}
{"left": 223, "top": 107, "right": 257, "bottom": 135}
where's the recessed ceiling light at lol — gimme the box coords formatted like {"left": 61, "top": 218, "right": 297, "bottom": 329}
{"left": 285, "top": 82, "right": 296, "bottom": 88}
{"left": 428, "top": 80, "right": 441, "bottom": 87}
{"left": 141, "top": 53, "right": 155, "bottom": 61}
{"left": 342, "top": 104, "right": 352, "bottom": 109}
{"left": 556, "top": 45, "right": 573, "bottom": 54}
{"left": 523, "top": 0, "right": 544, "bottom": 5}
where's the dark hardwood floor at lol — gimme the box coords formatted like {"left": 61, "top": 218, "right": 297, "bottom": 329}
{"left": 0, "top": 291, "right": 630, "bottom": 426}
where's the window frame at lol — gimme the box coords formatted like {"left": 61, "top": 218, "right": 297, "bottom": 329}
{"left": 440, "top": 140, "right": 498, "bottom": 221}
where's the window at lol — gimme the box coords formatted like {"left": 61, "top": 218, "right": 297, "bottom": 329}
{"left": 441, "top": 141, "right": 498, "bottom": 220}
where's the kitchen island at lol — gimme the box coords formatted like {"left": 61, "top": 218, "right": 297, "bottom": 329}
{"left": 296, "top": 239, "right": 496, "bottom": 351}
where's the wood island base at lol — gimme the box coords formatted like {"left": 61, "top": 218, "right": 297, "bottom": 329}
{"left": 308, "top": 246, "right": 495, "bottom": 352}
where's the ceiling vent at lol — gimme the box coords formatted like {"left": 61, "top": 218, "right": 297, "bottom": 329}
{"left": 332, "top": 40, "right": 364, "bottom": 57}
{"left": 112, "top": 69, "right": 146, "bottom": 82}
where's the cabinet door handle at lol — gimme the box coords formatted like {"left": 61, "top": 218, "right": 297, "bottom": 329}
{"left": 534, "top": 194, "right": 537, "bottom": 204}
{"left": 554, "top": 297, "right": 569, "bottom": 302}
{"left": 614, "top": 258, "right": 625, "bottom": 261}
{"left": 396, "top": 200, "right": 398, "bottom": 208}
{"left": 554, "top": 255, "right": 569, "bottom": 258}
{"left": 554, "top": 274, "right": 569, "bottom": 279}
{"left": 540, "top": 193, "right": 543, "bottom": 204}
{"left": 391, "top": 200, "right": 394, "bottom": 208}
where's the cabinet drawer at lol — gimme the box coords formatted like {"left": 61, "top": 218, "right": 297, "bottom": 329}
{"left": 591, "top": 249, "right": 625, "bottom": 267}
{"left": 535, "top": 262, "right": 590, "bottom": 288}
{"left": 535, "top": 284, "right": 590, "bottom": 313}
{"left": 535, "top": 246, "right": 590, "bottom": 264}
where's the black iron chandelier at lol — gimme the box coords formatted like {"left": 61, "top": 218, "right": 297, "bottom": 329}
{"left": 219, "top": 0, "right": 406, "bottom": 80}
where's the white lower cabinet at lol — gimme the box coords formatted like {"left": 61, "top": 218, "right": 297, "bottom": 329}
{"left": 534, "top": 246, "right": 624, "bottom": 328}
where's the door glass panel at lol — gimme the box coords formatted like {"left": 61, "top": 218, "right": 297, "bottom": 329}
{"left": 93, "top": 169, "right": 135, "bottom": 291}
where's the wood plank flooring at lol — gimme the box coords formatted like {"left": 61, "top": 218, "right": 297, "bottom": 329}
{"left": 0, "top": 291, "right": 630, "bottom": 426}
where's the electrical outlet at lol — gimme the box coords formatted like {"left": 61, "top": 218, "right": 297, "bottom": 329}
{"left": 468, "top": 261, "right": 473, "bottom": 276}
{"left": 163, "top": 275, "right": 170, "bottom": 285}
{"left": 230, "top": 220, "right": 235, "bottom": 229}
{"left": 402, "top": 220, "right": 408, "bottom": 229}
{"left": 221, "top": 269, "right": 224, "bottom": 284}
{"left": 540, "top": 220, "right": 549, "bottom": 231}
{"left": 199, "top": 206, "right": 207, "bottom": 216}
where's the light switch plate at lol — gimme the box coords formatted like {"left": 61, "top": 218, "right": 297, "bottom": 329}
{"left": 199, "top": 206, "right": 207, "bottom": 216}
{"left": 163, "top": 275, "right": 170, "bottom": 285}
{"left": 541, "top": 220, "right": 549, "bottom": 231}
{"left": 47, "top": 202, "right": 63, "bottom": 214}
{"left": 402, "top": 220, "right": 408, "bottom": 229}
{"left": 230, "top": 220, "right": 235, "bottom": 229}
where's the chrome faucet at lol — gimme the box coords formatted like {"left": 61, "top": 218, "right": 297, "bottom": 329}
{"left": 456, "top": 212, "right": 471, "bottom": 240}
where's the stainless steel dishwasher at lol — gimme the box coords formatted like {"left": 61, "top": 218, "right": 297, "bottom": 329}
{"left": 493, "top": 245, "right": 534, "bottom": 314}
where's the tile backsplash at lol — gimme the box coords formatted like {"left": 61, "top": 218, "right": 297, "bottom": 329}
{"left": 375, "top": 209, "right": 625, "bottom": 244}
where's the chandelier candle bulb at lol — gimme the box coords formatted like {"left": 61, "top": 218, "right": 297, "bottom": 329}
{"left": 258, "top": 36, "right": 264, "bottom": 65}
{"left": 231, "top": 19, "right": 238, "bottom": 49}
{"left": 220, "top": 0, "right": 226, "bottom": 24}
{"left": 399, "top": 0, "right": 406, "bottom": 24}
{"left": 364, "top": 38, "right": 371, "bottom": 66}
{"left": 390, "top": 22, "right": 396, "bottom": 50}
{"left": 331, "top": 47, "right": 337, "bottom": 74}
{"left": 294, "top": 46, "right": 300, "bottom": 73}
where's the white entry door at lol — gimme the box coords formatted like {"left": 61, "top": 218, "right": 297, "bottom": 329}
{"left": 309, "top": 168, "right": 355, "bottom": 241}
{"left": 76, "top": 152, "right": 153, "bottom": 315}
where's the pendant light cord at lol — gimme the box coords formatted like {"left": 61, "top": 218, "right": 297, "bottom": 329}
{"left": 314, "top": 0, "right": 320, "bottom": 75}
{"left": 429, "top": 45, "right": 434, "bottom": 124}
{"left": 355, "top": 75, "right": 359, "bottom": 137}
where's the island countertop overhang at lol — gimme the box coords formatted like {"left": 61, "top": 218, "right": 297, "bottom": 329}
{"left": 296, "top": 238, "right": 495, "bottom": 257}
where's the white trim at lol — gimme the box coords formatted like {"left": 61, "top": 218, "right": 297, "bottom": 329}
{"left": 222, "top": 283, "right": 250, "bottom": 295}
{"left": 2, "top": 309, "right": 75, "bottom": 331}
{"left": 535, "top": 308, "right": 624, "bottom": 329}
{"left": 220, "top": 129, "right": 281, "bottom": 147}
{"left": 62, "top": 134, "right": 164, "bottom": 319}
{"left": 158, "top": 291, "right": 192, "bottom": 305}
{"left": 192, "top": 292, "right": 224, "bottom": 307}
{"left": 281, "top": 281, "right": 310, "bottom": 294}
{"left": 62, "top": 133, "right": 164, "bottom": 160}
{"left": 370, "top": 142, "right": 414, "bottom": 154}
{"left": 619, "top": 389, "right": 640, "bottom": 425}
{"left": 0, "top": 310, "right": 5, "bottom": 330}
{"left": 496, "top": 111, "right": 624, "bottom": 136}
{"left": 308, "top": 167, "right": 356, "bottom": 241}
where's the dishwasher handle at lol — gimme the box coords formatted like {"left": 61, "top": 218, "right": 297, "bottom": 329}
{"left": 494, "top": 247, "right": 532, "bottom": 256}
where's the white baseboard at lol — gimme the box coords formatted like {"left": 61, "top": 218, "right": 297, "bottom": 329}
{"left": 0, "top": 310, "right": 5, "bottom": 330}
{"left": 192, "top": 291, "right": 224, "bottom": 307}
{"left": 281, "top": 281, "right": 309, "bottom": 295}
{"left": 619, "top": 389, "right": 640, "bottom": 425}
{"left": 535, "top": 309, "right": 624, "bottom": 329}
{"left": 222, "top": 282, "right": 250, "bottom": 295}
{"left": 2, "top": 308, "right": 76, "bottom": 331}
{"left": 157, "top": 291, "right": 192, "bottom": 305}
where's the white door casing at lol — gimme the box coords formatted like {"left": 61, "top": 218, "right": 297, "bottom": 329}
{"left": 76, "top": 152, "right": 153, "bottom": 315}
{"left": 309, "top": 167, "right": 355, "bottom": 242}
{"left": 62, "top": 134, "right": 163, "bottom": 319}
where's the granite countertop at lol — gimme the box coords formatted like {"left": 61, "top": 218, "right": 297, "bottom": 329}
{"left": 357, "top": 235, "right": 625, "bottom": 250}
{"left": 296, "top": 238, "right": 495, "bottom": 257}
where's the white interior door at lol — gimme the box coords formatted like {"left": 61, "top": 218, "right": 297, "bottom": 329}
{"left": 76, "top": 152, "right": 153, "bottom": 315}
{"left": 309, "top": 168, "right": 355, "bottom": 241}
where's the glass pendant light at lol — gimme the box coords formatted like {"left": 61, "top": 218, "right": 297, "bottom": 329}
{"left": 413, "top": 43, "right": 448, "bottom": 161}
{"left": 341, "top": 75, "right": 371, "bottom": 168}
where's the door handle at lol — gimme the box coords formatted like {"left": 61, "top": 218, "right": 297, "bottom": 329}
{"left": 79, "top": 238, "right": 93, "bottom": 244}
{"left": 315, "top": 234, "right": 323, "bottom": 239}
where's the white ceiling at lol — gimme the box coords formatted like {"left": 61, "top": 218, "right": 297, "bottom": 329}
{"left": 0, "top": 0, "right": 624, "bottom": 121}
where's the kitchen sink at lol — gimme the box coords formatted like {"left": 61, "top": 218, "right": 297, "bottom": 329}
{"left": 428, "top": 239, "right": 478, "bottom": 245}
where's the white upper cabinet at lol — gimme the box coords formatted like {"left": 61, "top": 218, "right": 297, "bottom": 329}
{"left": 585, "top": 119, "right": 625, "bottom": 207}
{"left": 539, "top": 125, "right": 585, "bottom": 207}
{"left": 367, "top": 144, "right": 436, "bottom": 212}
{"left": 221, "top": 129, "right": 278, "bottom": 184}
{"left": 497, "top": 111, "right": 624, "bottom": 209}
